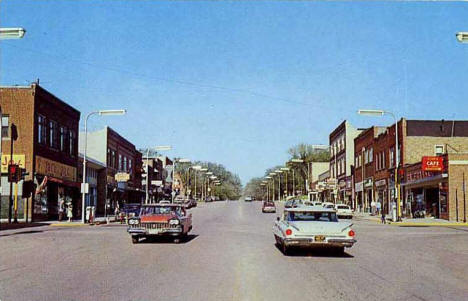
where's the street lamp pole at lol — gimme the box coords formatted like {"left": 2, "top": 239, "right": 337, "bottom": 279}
{"left": 82, "top": 109, "right": 126, "bottom": 223}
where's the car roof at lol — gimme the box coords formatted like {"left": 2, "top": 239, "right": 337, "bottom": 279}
{"left": 284, "top": 205, "right": 336, "bottom": 213}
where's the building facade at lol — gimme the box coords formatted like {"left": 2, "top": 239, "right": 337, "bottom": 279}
{"left": 0, "top": 84, "right": 80, "bottom": 221}
{"left": 80, "top": 126, "right": 143, "bottom": 213}
{"left": 354, "top": 126, "right": 387, "bottom": 212}
{"left": 329, "top": 120, "right": 363, "bottom": 204}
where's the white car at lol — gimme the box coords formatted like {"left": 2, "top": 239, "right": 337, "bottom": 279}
{"left": 273, "top": 206, "right": 356, "bottom": 255}
{"left": 335, "top": 204, "right": 353, "bottom": 219}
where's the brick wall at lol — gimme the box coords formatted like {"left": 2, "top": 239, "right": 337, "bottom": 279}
{"left": 405, "top": 137, "right": 468, "bottom": 164}
{"left": 447, "top": 153, "right": 468, "bottom": 222}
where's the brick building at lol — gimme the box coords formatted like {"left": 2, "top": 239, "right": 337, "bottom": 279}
{"left": 0, "top": 84, "right": 80, "bottom": 221}
{"left": 80, "top": 126, "right": 143, "bottom": 214}
{"left": 354, "top": 126, "right": 386, "bottom": 212}
{"left": 362, "top": 119, "right": 468, "bottom": 219}
{"left": 329, "top": 121, "right": 363, "bottom": 204}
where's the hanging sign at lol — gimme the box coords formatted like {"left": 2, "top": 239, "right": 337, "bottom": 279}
{"left": 422, "top": 156, "right": 444, "bottom": 172}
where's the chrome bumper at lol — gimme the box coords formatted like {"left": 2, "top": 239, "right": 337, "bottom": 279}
{"left": 127, "top": 227, "right": 183, "bottom": 236}
{"left": 284, "top": 237, "right": 356, "bottom": 248}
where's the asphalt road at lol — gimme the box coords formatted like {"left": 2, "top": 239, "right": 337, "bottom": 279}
{"left": 1, "top": 201, "right": 468, "bottom": 301}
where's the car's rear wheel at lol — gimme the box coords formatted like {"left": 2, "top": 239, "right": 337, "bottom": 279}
{"left": 131, "top": 236, "right": 139, "bottom": 244}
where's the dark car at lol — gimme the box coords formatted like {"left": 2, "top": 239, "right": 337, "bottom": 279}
{"left": 262, "top": 201, "right": 276, "bottom": 213}
{"left": 122, "top": 203, "right": 141, "bottom": 218}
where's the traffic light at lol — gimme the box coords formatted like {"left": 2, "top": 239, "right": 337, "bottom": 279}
{"left": 397, "top": 169, "right": 405, "bottom": 184}
{"left": 8, "top": 164, "right": 19, "bottom": 182}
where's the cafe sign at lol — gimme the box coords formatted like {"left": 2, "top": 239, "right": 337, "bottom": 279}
{"left": 422, "top": 156, "right": 444, "bottom": 172}
{"left": 36, "top": 156, "right": 76, "bottom": 182}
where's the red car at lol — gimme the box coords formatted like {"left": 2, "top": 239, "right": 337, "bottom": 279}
{"left": 127, "top": 204, "right": 192, "bottom": 244}
{"left": 262, "top": 201, "right": 276, "bottom": 213}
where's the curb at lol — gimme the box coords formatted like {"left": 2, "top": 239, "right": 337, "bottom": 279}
{"left": 49, "top": 223, "right": 88, "bottom": 227}
{"left": 389, "top": 222, "right": 468, "bottom": 227}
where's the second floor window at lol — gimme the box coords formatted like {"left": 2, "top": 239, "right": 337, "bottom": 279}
{"left": 123, "top": 157, "right": 127, "bottom": 171}
{"left": 119, "top": 154, "right": 122, "bottom": 171}
{"left": 38, "top": 115, "right": 46, "bottom": 144}
{"left": 60, "top": 126, "right": 67, "bottom": 152}
{"left": 69, "top": 130, "right": 76, "bottom": 157}
{"left": 49, "top": 120, "right": 59, "bottom": 149}
{"left": 2, "top": 115, "right": 9, "bottom": 138}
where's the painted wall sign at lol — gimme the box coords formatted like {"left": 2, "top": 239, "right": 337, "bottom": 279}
{"left": 36, "top": 156, "right": 76, "bottom": 182}
{"left": 1, "top": 154, "right": 26, "bottom": 173}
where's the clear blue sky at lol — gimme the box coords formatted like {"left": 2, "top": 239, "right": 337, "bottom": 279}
{"left": 1, "top": 1, "right": 468, "bottom": 184}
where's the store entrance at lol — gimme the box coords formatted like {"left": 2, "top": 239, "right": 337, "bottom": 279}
{"left": 425, "top": 187, "right": 440, "bottom": 219}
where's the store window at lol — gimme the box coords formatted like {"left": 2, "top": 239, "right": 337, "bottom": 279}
{"left": 38, "top": 114, "right": 46, "bottom": 144}
{"left": 2, "top": 115, "right": 9, "bottom": 138}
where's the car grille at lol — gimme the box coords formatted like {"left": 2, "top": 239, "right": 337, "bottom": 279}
{"left": 131, "top": 222, "right": 179, "bottom": 229}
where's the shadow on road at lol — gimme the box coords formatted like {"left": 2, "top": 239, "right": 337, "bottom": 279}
{"left": 274, "top": 244, "right": 354, "bottom": 258}
{"left": 0, "top": 222, "right": 48, "bottom": 231}
{"left": 0, "top": 230, "right": 44, "bottom": 237}
{"left": 139, "top": 234, "right": 199, "bottom": 244}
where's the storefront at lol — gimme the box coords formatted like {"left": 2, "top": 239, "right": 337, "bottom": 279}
{"left": 355, "top": 181, "right": 363, "bottom": 211}
{"left": 402, "top": 160, "right": 448, "bottom": 219}
{"left": 363, "top": 178, "right": 373, "bottom": 213}
{"left": 338, "top": 176, "right": 353, "bottom": 205}
{"left": 375, "top": 179, "right": 388, "bottom": 214}
{"left": 33, "top": 156, "right": 80, "bottom": 220}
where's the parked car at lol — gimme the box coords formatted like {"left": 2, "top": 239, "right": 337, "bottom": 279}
{"left": 127, "top": 204, "right": 192, "bottom": 244}
{"left": 323, "top": 202, "right": 335, "bottom": 209}
{"left": 335, "top": 204, "right": 353, "bottom": 219}
{"left": 245, "top": 196, "right": 253, "bottom": 202}
{"left": 273, "top": 206, "right": 356, "bottom": 255}
{"left": 173, "top": 195, "right": 185, "bottom": 204}
{"left": 262, "top": 201, "right": 276, "bottom": 213}
{"left": 184, "top": 199, "right": 197, "bottom": 209}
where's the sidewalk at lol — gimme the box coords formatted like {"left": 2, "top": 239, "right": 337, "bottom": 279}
{"left": 1, "top": 215, "right": 121, "bottom": 230}
{"left": 352, "top": 213, "right": 468, "bottom": 227}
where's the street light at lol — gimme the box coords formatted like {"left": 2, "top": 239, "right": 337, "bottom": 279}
{"left": 0, "top": 27, "right": 26, "bottom": 39}
{"left": 456, "top": 32, "right": 468, "bottom": 43}
{"left": 82, "top": 109, "right": 126, "bottom": 223}
{"left": 358, "top": 108, "right": 400, "bottom": 221}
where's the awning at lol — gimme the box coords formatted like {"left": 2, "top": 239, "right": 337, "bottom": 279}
{"left": 401, "top": 174, "right": 448, "bottom": 189}
{"left": 46, "top": 176, "right": 81, "bottom": 188}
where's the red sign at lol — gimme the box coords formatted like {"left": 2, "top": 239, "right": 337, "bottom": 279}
{"left": 422, "top": 156, "right": 444, "bottom": 172}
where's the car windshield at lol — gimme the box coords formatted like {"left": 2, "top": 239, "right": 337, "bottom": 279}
{"left": 287, "top": 211, "right": 338, "bottom": 222}
{"left": 140, "top": 206, "right": 183, "bottom": 216}
{"left": 337, "top": 205, "right": 350, "bottom": 209}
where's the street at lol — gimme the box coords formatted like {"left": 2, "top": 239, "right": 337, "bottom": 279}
{"left": 1, "top": 201, "right": 468, "bottom": 301}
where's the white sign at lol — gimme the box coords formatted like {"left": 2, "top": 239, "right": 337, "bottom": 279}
{"left": 355, "top": 182, "right": 363, "bottom": 192}
{"left": 115, "top": 172, "right": 130, "bottom": 182}
{"left": 152, "top": 180, "right": 163, "bottom": 186}
{"left": 81, "top": 183, "right": 89, "bottom": 194}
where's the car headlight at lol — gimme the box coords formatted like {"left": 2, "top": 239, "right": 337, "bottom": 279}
{"left": 129, "top": 219, "right": 139, "bottom": 225}
{"left": 169, "top": 219, "right": 180, "bottom": 225}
